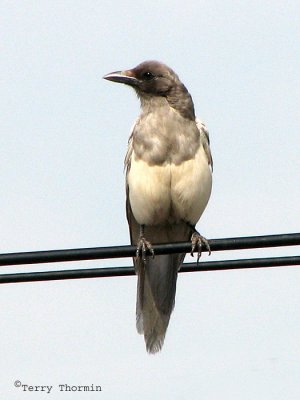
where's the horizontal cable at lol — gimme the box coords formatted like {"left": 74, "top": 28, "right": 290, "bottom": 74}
{"left": 0, "top": 233, "right": 299, "bottom": 267}
{"left": 0, "top": 255, "right": 299, "bottom": 284}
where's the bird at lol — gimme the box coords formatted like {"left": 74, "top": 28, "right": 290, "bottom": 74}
{"left": 103, "top": 61, "right": 213, "bottom": 354}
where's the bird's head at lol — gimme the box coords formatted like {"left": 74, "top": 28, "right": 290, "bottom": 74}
{"left": 103, "top": 61, "right": 195, "bottom": 120}
{"left": 103, "top": 61, "right": 180, "bottom": 97}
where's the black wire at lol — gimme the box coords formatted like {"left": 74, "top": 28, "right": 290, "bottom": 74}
{"left": 0, "top": 233, "right": 299, "bottom": 284}
{"left": 0, "top": 256, "right": 299, "bottom": 284}
{"left": 0, "top": 232, "right": 299, "bottom": 267}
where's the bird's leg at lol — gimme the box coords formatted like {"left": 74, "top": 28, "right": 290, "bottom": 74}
{"left": 136, "top": 225, "right": 155, "bottom": 263}
{"left": 188, "top": 224, "right": 211, "bottom": 263}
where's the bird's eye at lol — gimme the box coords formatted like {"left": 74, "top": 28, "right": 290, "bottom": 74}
{"left": 142, "top": 71, "right": 154, "bottom": 80}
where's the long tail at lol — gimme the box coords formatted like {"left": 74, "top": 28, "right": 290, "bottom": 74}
{"left": 136, "top": 252, "right": 184, "bottom": 354}
{"left": 126, "top": 199, "right": 191, "bottom": 353}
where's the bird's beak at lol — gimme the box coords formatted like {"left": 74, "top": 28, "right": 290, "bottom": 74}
{"left": 103, "top": 69, "right": 139, "bottom": 87}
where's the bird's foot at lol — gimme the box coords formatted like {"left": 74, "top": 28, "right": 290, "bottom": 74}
{"left": 190, "top": 232, "right": 211, "bottom": 263}
{"left": 136, "top": 236, "right": 155, "bottom": 263}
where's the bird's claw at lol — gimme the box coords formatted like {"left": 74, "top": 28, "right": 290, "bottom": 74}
{"left": 190, "top": 232, "right": 211, "bottom": 263}
{"left": 136, "top": 236, "right": 155, "bottom": 263}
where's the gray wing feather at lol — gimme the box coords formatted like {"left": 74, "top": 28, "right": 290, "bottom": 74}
{"left": 196, "top": 118, "right": 213, "bottom": 171}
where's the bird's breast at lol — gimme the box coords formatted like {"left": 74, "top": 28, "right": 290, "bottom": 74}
{"left": 133, "top": 107, "right": 200, "bottom": 166}
{"left": 127, "top": 144, "right": 212, "bottom": 226}
{"left": 127, "top": 154, "right": 172, "bottom": 225}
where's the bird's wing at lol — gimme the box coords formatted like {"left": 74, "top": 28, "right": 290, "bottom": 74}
{"left": 124, "top": 119, "right": 139, "bottom": 248}
{"left": 196, "top": 118, "right": 213, "bottom": 171}
{"left": 124, "top": 119, "right": 137, "bottom": 174}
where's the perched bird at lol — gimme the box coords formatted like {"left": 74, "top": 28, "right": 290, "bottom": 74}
{"left": 103, "top": 61, "right": 213, "bottom": 354}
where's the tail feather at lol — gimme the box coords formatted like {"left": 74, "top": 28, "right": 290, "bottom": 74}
{"left": 127, "top": 201, "right": 191, "bottom": 353}
{"left": 136, "top": 253, "right": 184, "bottom": 354}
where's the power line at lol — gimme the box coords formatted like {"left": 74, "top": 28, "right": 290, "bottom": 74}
{"left": 0, "top": 232, "right": 299, "bottom": 266}
{"left": 0, "top": 256, "right": 299, "bottom": 284}
{"left": 0, "top": 233, "right": 299, "bottom": 284}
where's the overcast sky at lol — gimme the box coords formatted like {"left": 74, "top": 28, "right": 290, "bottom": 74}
{"left": 1, "top": 1, "right": 300, "bottom": 399}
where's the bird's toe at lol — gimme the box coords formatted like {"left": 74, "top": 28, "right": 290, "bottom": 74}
{"left": 136, "top": 236, "right": 155, "bottom": 262}
{"left": 190, "top": 231, "right": 211, "bottom": 263}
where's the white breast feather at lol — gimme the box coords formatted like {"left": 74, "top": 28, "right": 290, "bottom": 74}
{"left": 127, "top": 144, "right": 212, "bottom": 226}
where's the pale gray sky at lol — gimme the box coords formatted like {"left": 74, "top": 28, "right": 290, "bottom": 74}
{"left": 1, "top": 1, "right": 300, "bottom": 399}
